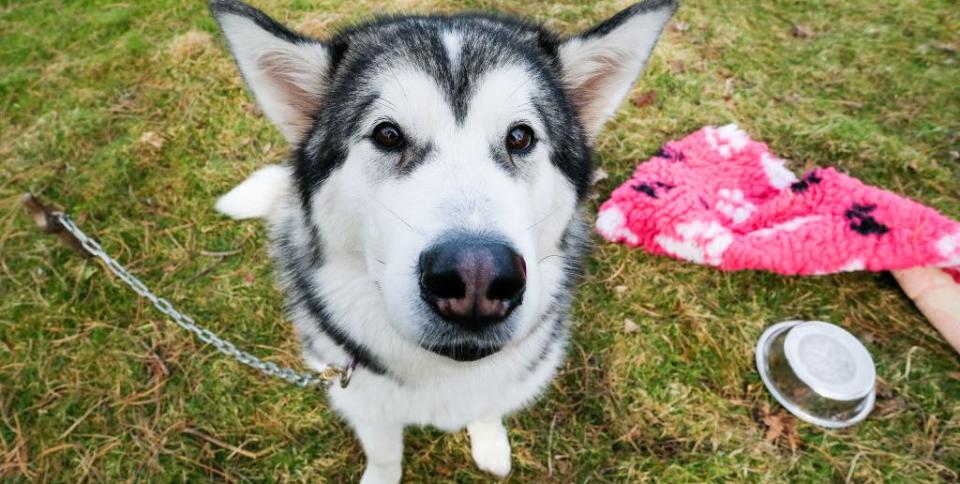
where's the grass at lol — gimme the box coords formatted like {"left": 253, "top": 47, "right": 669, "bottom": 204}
{"left": 2, "top": 0, "right": 959, "bottom": 481}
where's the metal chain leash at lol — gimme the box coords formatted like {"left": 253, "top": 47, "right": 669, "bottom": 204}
{"left": 30, "top": 201, "right": 353, "bottom": 390}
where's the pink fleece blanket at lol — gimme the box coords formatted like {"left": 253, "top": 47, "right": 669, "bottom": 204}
{"left": 596, "top": 125, "right": 960, "bottom": 282}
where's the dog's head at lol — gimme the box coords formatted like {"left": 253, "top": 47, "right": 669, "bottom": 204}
{"left": 212, "top": 0, "right": 675, "bottom": 363}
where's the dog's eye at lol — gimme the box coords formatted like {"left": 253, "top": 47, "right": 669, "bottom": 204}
{"left": 505, "top": 124, "right": 534, "bottom": 153}
{"left": 372, "top": 122, "right": 404, "bottom": 150}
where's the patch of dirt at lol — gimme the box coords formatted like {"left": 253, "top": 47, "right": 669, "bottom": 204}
{"left": 791, "top": 24, "right": 815, "bottom": 39}
{"left": 631, "top": 90, "right": 658, "bottom": 109}
{"left": 169, "top": 31, "right": 214, "bottom": 60}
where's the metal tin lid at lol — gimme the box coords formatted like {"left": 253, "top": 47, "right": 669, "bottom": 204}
{"left": 783, "top": 321, "right": 876, "bottom": 401}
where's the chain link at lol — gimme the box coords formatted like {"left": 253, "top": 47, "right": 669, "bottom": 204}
{"left": 54, "top": 213, "right": 352, "bottom": 390}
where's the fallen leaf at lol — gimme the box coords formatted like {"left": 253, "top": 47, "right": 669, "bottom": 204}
{"left": 262, "top": 142, "right": 272, "bottom": 154}
{"left": 876, "top": 396, "right": 907, "bottom": 415}
{"left": 614, "top": 285, "right": 628, "bottom": 295}
{"left": 139, "top": 131, "right": 164, "bottom": 149}
{"left": 591, "top": 168, "right": 608, "bottom": 185}
{"left": 875, "top": 382, "right": 895, "bottom": 400}
{"left": 623, "top": 318, "right": 639, "bottom": 334}
{"left": 757, "top": 403, "right": 785, "bottom": 442}
{"left": 791, "top": 23, "right": 814, "bottom": 39}
{"left": 753, "top": 402, "right": 802, "bottom": 452}
{"left": 671, "top": 21, "right": 689, "bottom": 33}
{"left": 947, "top": 371, "right": 960, "bottom": 381}
{"left": 631, "top": 90, "right": 658, "bottom": 109}
{"left": 436, "top": 466, "right": 454, "bottom": 478}
{"left": 244, "top": 272, "right": 255, "bottom": 285}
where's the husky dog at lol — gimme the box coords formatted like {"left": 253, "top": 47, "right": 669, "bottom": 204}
{"left": 210, "top": 0, "right": 675, "bottom": 481}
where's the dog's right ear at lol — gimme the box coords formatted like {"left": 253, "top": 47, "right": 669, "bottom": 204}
{"left": 210, "top": 0, "right": 330, "bottom": 144}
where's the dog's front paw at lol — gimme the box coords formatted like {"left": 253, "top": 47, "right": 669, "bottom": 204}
{"left": 359, "top": 464, "right": 402, "bottom": 484}
{"left": 467, "top": 419, "right": 511, "bottom": 478}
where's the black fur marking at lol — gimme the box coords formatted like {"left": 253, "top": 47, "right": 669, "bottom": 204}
{"left": 523, "top": 219, "right": 587, "bottom": 376}
{"left": 489, "top": 143, "right": 516, "bottom": 175}
{"left": 524, "top": 311, "right": 568, "bottom": 376}
{"left": 397, "top": 141, "right": 435, "bottom": 176}
{"left": 580, "top": 0, "right": 678, "bottom": 38}
{"left": 210, "top": 0, "right": 312, "bottom": 45}
{"left": 275, "top": 227, "right": 389, "bottom": 376}
{"left": 288, "top": 279, "right": 389, "bottom": 376}
{"left": 845, "top": 203, "right": 889, "bottom": 236}
{"left": 307, "top": 226, "right": 324, "bottom": 267}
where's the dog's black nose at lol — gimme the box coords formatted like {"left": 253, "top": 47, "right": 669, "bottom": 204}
{"left": 419, "top": 236, "right": 526, "bottom": 330}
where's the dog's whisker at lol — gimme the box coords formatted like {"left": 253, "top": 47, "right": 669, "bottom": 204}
{"left": 525, "top": 206, "right": 562, "bottom": 231}
{"left": 508, "top": 76, "right": 534, "bottom": 101}
{"left": 538, "top": 254, "right": 570, "bottom": 264}
{"left": 347, "top": 250, "right": 386, "bottom": 265}
{"left": 374, "top": 98, "right": 399, "bottom": 113}
{"left": 389, "top": 68, "right": 410, "bottom": 100}
{"left": 374, "top": 198, "right": 424, "bottom": 235}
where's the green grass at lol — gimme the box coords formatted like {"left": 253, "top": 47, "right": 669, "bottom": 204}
{"left": 2, "top": 0, "right": 959, "bottom": 481}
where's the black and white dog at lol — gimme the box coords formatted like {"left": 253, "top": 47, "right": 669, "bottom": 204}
{"left": 210, "top": 0, "right": 675, "bottom": 481}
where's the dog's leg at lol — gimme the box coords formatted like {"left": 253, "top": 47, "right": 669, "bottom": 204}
{"left": 353, "top": 420, "right": 404, "bottom": 484}
{"left": 467, "top": 417, "right": 511, "bottom": 478}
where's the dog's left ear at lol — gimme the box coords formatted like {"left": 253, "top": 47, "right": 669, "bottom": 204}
{"left": 210, "top": 0, "right": 331, "bottom": 144}
{"left": 559, "top": 0, "right": 677, "bottom": 140}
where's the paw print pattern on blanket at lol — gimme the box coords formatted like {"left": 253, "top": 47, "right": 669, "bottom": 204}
{"left": 597, "top": 125, "right": 960, "bottom": 281}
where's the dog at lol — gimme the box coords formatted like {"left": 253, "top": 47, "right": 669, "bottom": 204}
{"left": 209, "top": 0, "right": 675, "bottom": 481}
